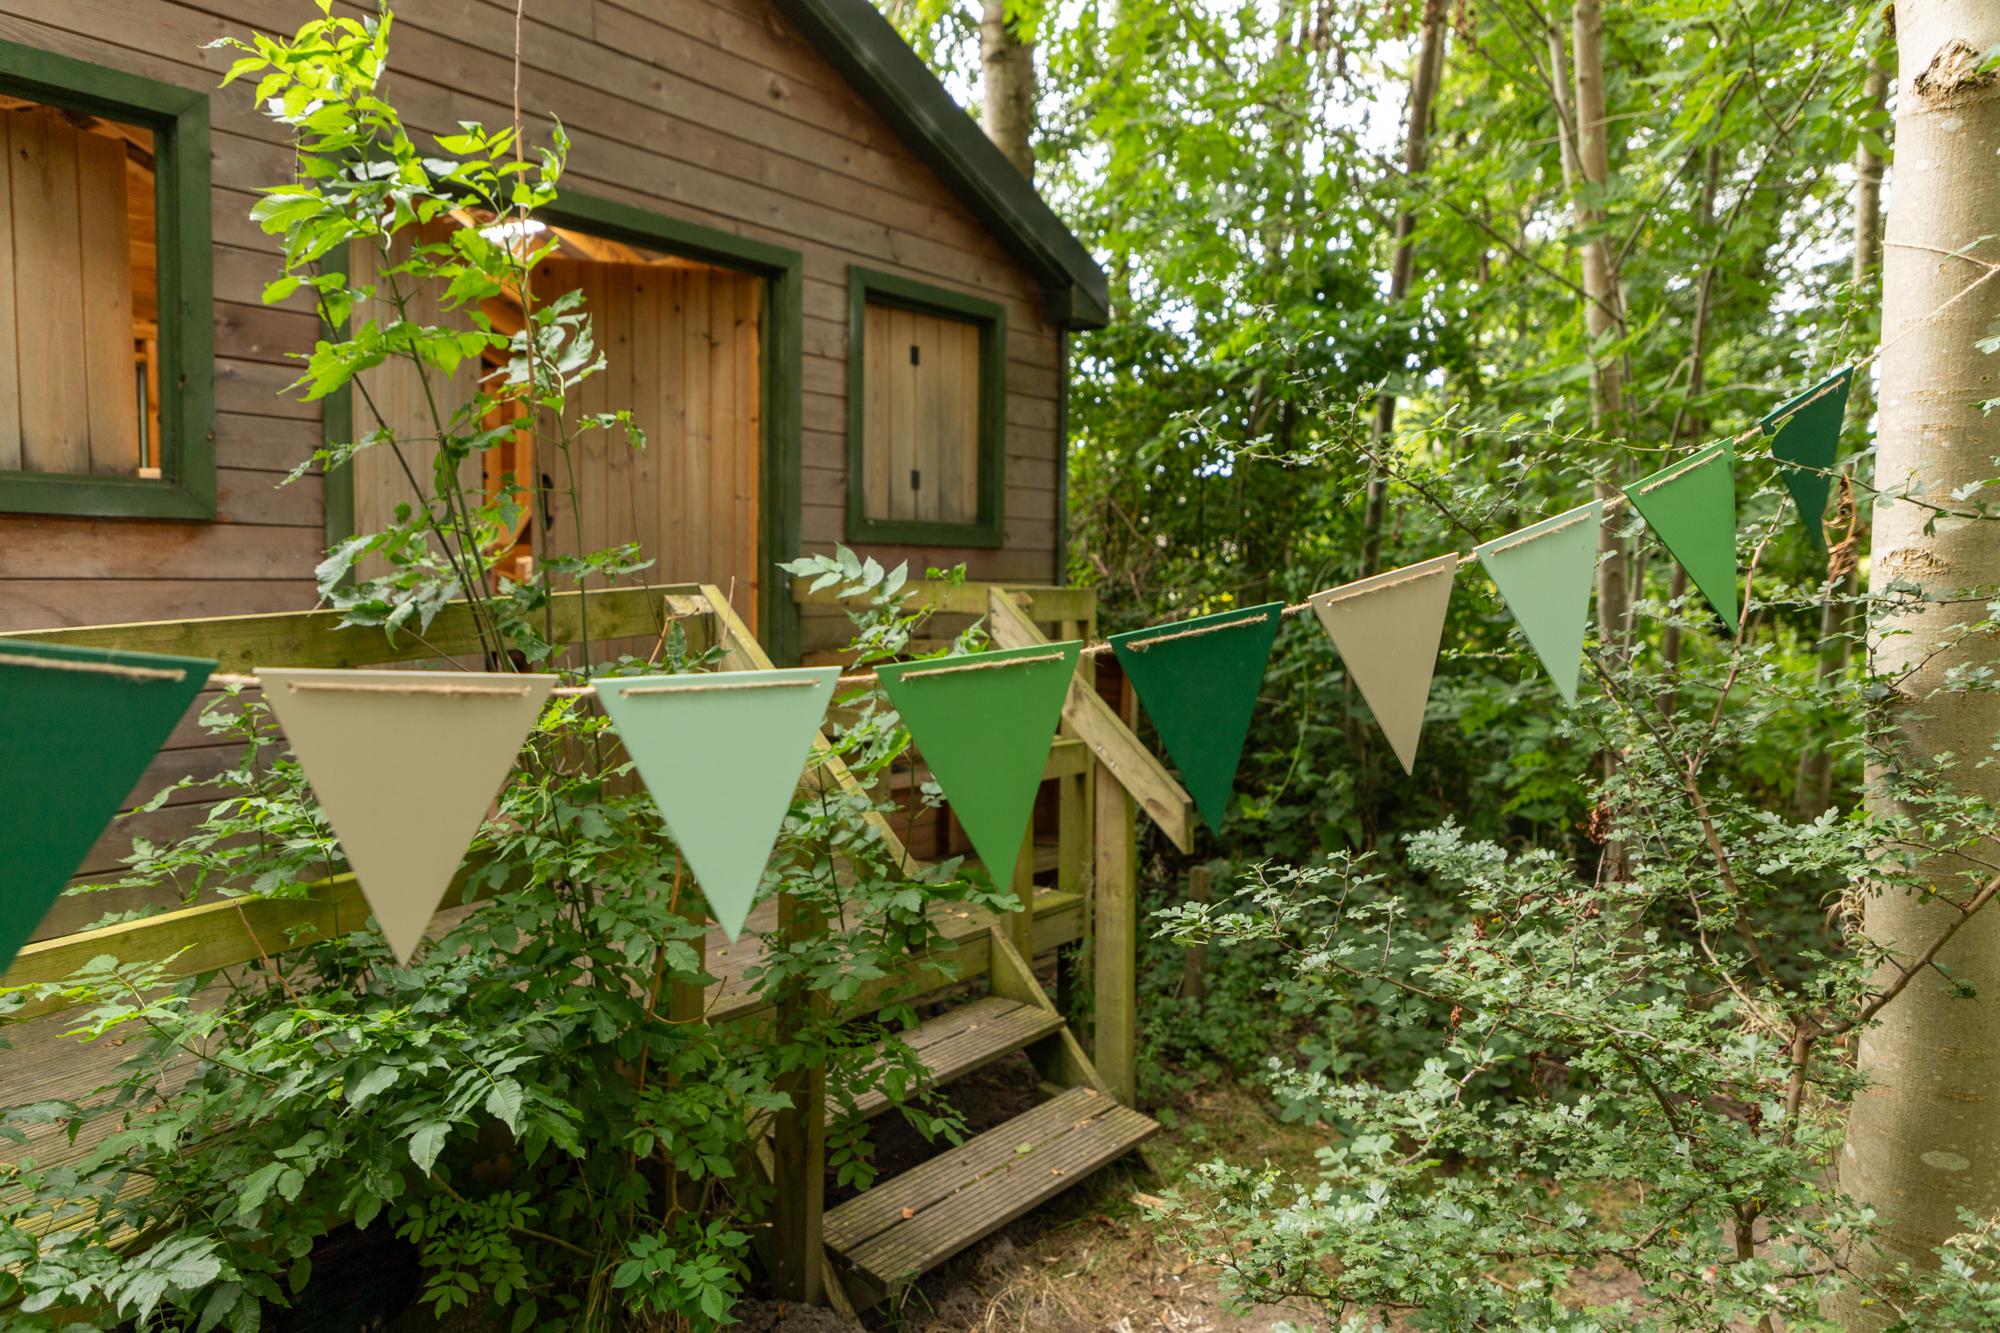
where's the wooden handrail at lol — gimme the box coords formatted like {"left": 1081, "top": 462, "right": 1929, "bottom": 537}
{"left": 984, "top": 587, "right": 1194, "bottom": 853}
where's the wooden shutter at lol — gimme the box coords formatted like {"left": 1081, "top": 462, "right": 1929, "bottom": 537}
{"left": 0, "top": 109, "right": 139, "bottom": 476}
{"left": 861, "top": 301, "right": 981, "bottom": 525}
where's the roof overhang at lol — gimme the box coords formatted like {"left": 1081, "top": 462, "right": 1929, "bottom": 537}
{"left": 770, "top": 0, "right": 1110, "bottom": 330}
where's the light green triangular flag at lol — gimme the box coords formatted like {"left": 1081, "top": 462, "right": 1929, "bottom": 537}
{"left": 1475, "top": 501, "right": 1601, "bottom": 706}
{"left": 1624, "top": 441, "right": 1738, "bottom": 633}
{"left": 1309, "top": 556, "right": 1457, "bottom": 776}
{"left": 260, "top": 669, "right": 556, "bottom": 964}
{"left": 595, "top": 667, "right": 838, "bottom": 942}
{"left": 2, "top": 642, "right": 214, "bottom": 974}
{"left": 1762, "top": 366, "right": 1852, "bottom": 553}
{"left": 877, "top": 642, "right": 1081, "bottom": 891}
{"left": 1111, "top": 605, "right": 1281, "bottom": 833}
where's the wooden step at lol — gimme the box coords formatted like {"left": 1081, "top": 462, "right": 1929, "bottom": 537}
{"left": 826, "top": 1086, "right": 1157, "bottom": 1302}
{"left": 850, "top": 996, "right": 1066, "bottom": 1120}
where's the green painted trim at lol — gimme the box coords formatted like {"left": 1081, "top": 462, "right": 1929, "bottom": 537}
{"left": 1054, "top": 326, "right": 1069, "bottom": 585}
{"left": 0, "top": 41, "right": 215, "bottom": 520}
{"left": 767, "top": 0, "right": 1107, "bottom": 330}
{"left": 541, "top": 192, "right": 807, "bottom": 667}
{"left": 845, "top": 266, "right": 1006, "bottom": 550}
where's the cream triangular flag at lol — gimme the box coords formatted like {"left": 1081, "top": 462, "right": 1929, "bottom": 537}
{"left": 1309, "top": 554, "right": 1458, "bottom": 774}
{"left": 259, "top": 669, "right": 554, "bottom": 963}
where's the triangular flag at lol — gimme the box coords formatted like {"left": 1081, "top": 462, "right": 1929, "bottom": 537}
{"left": 595, "top": 668, "right": 838, "bottom": 942}
{"left": 1309, "top": 556, "right": 1457, "bottom": 775}
{"left": 876, "top": 642, "right": 1081, "bottom": 891}
{"left": 1475, "top": 502, "right": 1601, "bottom": 706}
{"left": 1, "top": 642, "right": 213, "bottom": 973}
{"left": 1762, "top": 366, "right": 1852, "bottom": 553}
{"left": 258, "top": 669, "right": 554, "bottom": 963}
{"left": 1625, "top": 441, "right": 1739, "bottom": 632}
{"left": 1110, "top": 604, "right": 1281, "bottom": 832}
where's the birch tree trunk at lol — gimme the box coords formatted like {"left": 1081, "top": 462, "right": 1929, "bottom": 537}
{"left": 1839, "top": 4, "right": 2000, "bottom": 1319}
{"left": 981, "top": 0, "right": 1037, "bottom": 178}
{"left": 1360, "top": 0, "right": 1447, "bottom": 578}
{"left": 1795, "top": 53, "right": 1888, "bottom": 821}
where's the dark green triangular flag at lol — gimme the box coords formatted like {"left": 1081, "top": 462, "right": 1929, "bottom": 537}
{"left": 1110, "top": 604, "right": 1281, "bottom": 833}
{"left": 877, "top": 642, "right": 1081, "bottom": 891}
{"left": 1762, "top": 366, "right": 1852, "bottom": 553}
{"left": 1625, "top": 440, "right": 1739, "bottom": 632}
{"left": 1, "top": 642, "right": 214, "bottom": 973}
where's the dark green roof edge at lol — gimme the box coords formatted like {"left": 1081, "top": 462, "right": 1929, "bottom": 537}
{"left": 770, "top": 0, "right": 1109, "bottom": 330}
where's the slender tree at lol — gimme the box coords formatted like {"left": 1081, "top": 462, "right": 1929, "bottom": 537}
{"left": 1796, "top": 49, "right": 1889, "bottom": 820}
{"left": 982, "top": 0, "right": 1037, "bottom": 177}
{"left": 1842, "top": 1, "right": 2000, "bottom": 1318}
{"left": 1360, "top": 0, "right": 1448, "bottom": 579}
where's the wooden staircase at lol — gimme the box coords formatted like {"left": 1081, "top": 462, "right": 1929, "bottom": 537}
{"left": 819, "top": 925, "right": 1160, "bottom": 1307}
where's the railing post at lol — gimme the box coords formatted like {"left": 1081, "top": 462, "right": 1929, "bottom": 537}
{"left": 769, "top": 889, "right": 825, "bottom": 1303}
{"left": 1009, "top": 818, "right": 1037, "bottom": 963}
{"left": 1093, "top": 759, "right": 1137, "bottom": 1104}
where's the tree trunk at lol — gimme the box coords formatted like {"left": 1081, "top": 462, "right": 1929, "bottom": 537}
{"left": 1360, "top": 1, "right": 1447, "bottom": 578}
{"left": 981, "top": 0, "right": 1037, "bottom": 179}
{"left": 1569, "top": 0, "right": 1630, "bottom": 656}
{"left": 1796, "top": 53, "right": 1889, "bottom": 820}
{"left": 1840, "top": 5, "right": 2000, "bottom": 1320}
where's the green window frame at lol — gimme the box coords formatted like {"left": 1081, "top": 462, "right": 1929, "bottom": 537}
{"left": 845, "top": 266, "right": 1006, "bottom": 549}
{"left": 0, "top": 42, "right": 214, "bottom": 520}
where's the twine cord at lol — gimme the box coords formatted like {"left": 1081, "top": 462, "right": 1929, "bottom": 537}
{"left": 1122, "top": 612, "right": 1273, "bottom": 652}
{"left": 0, "top": 653, "right": 187, "bottom": 683}
{"left": 620, "top": 678, "right": 820, "bottom": 696}
{"left": 898, "top": 651, "right": 1065, "bottom": 681}
{"left": 285, "top": 681, "right": 533, "bottom": 697}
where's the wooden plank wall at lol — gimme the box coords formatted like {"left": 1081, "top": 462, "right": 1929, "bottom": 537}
{"left": 0, "top": 0, "right": 1068, "bottom": 913}
{"left": 0, "top": 0, "right": 1066, "bottom": 648}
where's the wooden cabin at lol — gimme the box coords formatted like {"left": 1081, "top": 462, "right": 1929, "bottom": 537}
{"left": 0, "top": 0, "right": 1107, "bottom": 669}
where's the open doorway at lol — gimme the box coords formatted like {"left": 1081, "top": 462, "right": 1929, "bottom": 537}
{"left": 347, "top": 215, "right": 765, "bottom": 629}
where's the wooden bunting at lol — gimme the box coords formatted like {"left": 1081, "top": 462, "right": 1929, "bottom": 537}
{"left": 1, "top": 643, "right": 214, "bottom": 973}
{"left": 1625, "top": 441, "right": 1739, "bottom": 631}
{"left": 1110, "top": 604, "right": 1282, "bottom": 832}
{"left": 1309, "top": 555, "right": 1457, "bottom": 775}
{"left": 876, "top": 643, "right": 1081, "bottom": 892}
{"left": 595, "top": 668, "right": 840, "bottom": 942}
{"left": 258, "top": 669, "right": 555, "bottom": 964}
{"left": 1475, "top": 502, "right": 1601, "bottom": 706}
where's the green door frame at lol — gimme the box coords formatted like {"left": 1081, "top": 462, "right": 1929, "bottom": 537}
{"left": 322, "top": 191, "right": 806, "bottom": 665}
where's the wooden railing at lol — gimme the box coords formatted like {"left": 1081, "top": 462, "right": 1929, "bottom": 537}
{"left": 0, "top": 579, "right": 1191, "bottom": 1305}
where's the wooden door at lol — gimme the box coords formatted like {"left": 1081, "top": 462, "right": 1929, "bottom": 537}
{"left": 532, "top": 258, "right": 763, "bottom": 628}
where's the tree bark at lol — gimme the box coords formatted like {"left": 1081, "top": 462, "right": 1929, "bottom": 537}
{"left": 1569, "top": 0, "right": 1630, "bottom": 656}
{"left": 981, "top": 0, "right": 1037, "bottom": 179}
{"left": 1840, "top": 5, "right": 2000, "bottom": 1320}
{"left": 1795, "top": 54, "right": 1889, "bottom": 820}
{"left": 1360, "top": 1, "right": 1447, "bottom": 578}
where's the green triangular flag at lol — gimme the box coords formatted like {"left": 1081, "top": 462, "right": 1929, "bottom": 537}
{"left": 1625, "top": 441, "right": 1739, "bottom": 632}
{"left": 1110, "top": 604, "right": 1281, "bottom": 832}
{"left": 1475, "top": 502, "right": 1601, "bottom": 706}
{"left": 877, "top": 642, "right": 1081, "bottom": 891}
{"left": 2, "top": 642, "right": 214, "bottom": 973}
{"left": 596, "top": 667, "right": 839, "bottom": 942}
{"left": 1309, "top": 556, "right": 1457, "bottom": 776}
{"left": 260, "top": 669, "right": 556, "bottom": 964}
{"left": 1762, "top": 366, "right": 1852, "bottom": 553}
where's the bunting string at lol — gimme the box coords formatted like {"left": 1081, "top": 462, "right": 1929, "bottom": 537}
{"left": 0, "top": 653, "right": 189, "bottom": 682}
